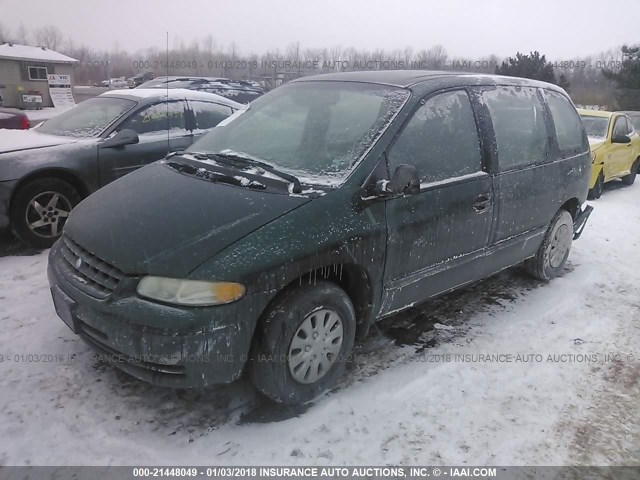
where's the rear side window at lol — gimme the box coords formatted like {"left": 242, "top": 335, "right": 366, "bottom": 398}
{"left": 482, "top": 86, "right": 548, "bottom": 170}
{"left": 189, "top": 101, "right": 233, "bottom": 129}
{"left": 388, "top": 90, "right": 482, "bottom": 184}
{"left": 545, "top": 91, "right": 586, "bottom": 156}
{"left": 120, "top": 101, "right": 187, "bottom": 136}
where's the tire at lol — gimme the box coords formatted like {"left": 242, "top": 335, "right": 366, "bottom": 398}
{"left": 10, "top": 178, "right": 81, "bottom": 249}
{"left": 249, "top": 281, "right": 356, "bottom": 405}
{"left": 587, "top": 171, "right": 604, "bottom": 200}
{"left": 621, "top": 160, "right": 639, "bottom": 186}
{"left": 524, "top": 209, "right": 574, "bottom": 281}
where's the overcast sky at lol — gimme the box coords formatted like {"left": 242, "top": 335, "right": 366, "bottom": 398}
{"left": 1, "top": 0, "right": 637, "bottom": 58}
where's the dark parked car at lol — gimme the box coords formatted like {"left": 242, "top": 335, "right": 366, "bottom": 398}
{"left": 0, "top": 88, "right": 243, "bottom": 247}
{"left": 48, "top": 71, "right": 593, "bottom": 404}
{"left": 0, "top": 107, "right": 30, "bottom": 130}
{"left": 128, "top": 71, "right": 155, "bottom": 88}
{"left": 136, "top": 76, "right": 264, "bottom": 104}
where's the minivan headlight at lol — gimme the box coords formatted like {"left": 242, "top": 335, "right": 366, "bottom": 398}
{"left": 137, "top": 277, "right": 245, "bottom": 306}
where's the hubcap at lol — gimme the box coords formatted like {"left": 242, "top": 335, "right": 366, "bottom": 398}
{"left": 288, "top": 309, "right": 344, "bottom": 384}
{"left": 25, "top": 191, "right": 72, "bottom": 239}
{"left": 548, "top": 223, "right": 572, "bottom": 268}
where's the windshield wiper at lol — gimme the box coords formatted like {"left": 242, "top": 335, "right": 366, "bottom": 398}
{"left": 190, "top": 151, "right": 302, "bottom": 194}
{"left": 165, "top": 161, "right": 267, "bottom": 190}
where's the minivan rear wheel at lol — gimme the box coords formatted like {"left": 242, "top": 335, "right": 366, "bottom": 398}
{"left": 524, "top": 209, "right": 574, "bottom": 281}
{"left": 621, "top": 160, "right": 639, "bottom": 186}
{"left": 249, "top": 281, "right": 356, "bottom": 404}
{"left": 11, "top": 178, "right": 82, "bottom": 248}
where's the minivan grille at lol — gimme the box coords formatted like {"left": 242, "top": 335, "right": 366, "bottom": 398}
{"left": 58, "top": 235, "right": 124, "bottom": 299}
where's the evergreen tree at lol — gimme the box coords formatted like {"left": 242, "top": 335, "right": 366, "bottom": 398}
{"left": 496, "top": 51, "right": 570, "bottom": 91}
{"left": 602, "top": 45, "right": 640, "bottom": 109}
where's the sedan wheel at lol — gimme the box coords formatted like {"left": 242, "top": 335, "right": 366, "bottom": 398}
{"left": 25, "top": 191, "right": 72, "bottom": 239}
{"left": 11, "top": 178, "right": 81, "bottom": 248}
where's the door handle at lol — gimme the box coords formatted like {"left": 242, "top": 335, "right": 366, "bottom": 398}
{"left": 473, "top": 194, "right": 491, "bottom": 213}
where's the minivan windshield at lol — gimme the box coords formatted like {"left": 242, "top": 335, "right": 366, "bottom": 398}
{"left": 580, "top": 115, "right": 609, "bottom": 139}
{"left": 37, "top": 97, "right": 136, "bottom": 138}
{"left": 188, "top": 81, "right": 410, "bottom": 186}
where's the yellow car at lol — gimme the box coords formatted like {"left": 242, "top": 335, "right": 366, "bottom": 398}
{"left": 578, "top": 109, "right": 640, "bottom": 199}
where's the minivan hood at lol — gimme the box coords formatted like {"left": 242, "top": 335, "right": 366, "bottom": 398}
{"left": 64, "top": 161, "right": 312, "bottom": 277}
{"left": 0, "top": 129, "right": 78, "bottom": 154}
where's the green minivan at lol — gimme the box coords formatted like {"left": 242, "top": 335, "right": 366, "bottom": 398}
{"left": 48, "top": 71, "right": 593, "bottom": 404}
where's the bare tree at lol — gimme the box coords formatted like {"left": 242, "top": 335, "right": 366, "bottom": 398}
{"left": 402, "top": 46, "right": 414, "bottom": 66}
{"left": 342, "top": 47, "right": 358, "bottom": 70}
{"left": 0, "top": 22, "right": 9, "bottom": 43}
{"left": 16, "top": 23, "right": 29, "bottom": 45}
{"left": 286, "top": 42, "right": 301, "bottom": 61}
{"left": 328, "top": 45, "right": 343, "bottom": 69}
{"left": 415, "top": 45, "right": 447, "bottom": 69}
{"left": 229, "top": 41, "right": 238, "bottom": 61}
{"left": 10, "top": 28, "right": 622, "bottom": 100}
{"left": 202, "top": 35, "right": 216, "bottom": 55}
{"left": 429, "top": 44, "right": 448, "bottom": 68}
{"left": 62, "top": 37, "right": 75, "bottom": 54}
{"left": 36, "top": 25, "right": 63, "bottom": 50}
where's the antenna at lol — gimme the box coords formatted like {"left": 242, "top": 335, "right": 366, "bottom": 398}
{"left": 166, "top": 31, "right": 169, "bottom": 153}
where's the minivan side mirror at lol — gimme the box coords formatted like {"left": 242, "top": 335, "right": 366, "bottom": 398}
{"left": 100, "top": 129, "right": 140, "bottom": 149}
{"left": 376, "top": 164, "right": 420, "bottom": 196}
{"left": 612, "top": 134, "right": 631, "bottom": 144}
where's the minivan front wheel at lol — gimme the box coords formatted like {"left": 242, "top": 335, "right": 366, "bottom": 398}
{"left": 249, "top": 281, "right": 356, "bottom": 404}
{"left": 524, "top": 209, "right": 574, "bottom": 281}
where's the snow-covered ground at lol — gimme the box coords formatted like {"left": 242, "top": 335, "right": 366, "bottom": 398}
{"left": 0, "top": 181, "right": 639, "bottom": 466}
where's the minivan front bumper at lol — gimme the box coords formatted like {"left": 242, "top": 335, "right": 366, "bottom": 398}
{"left": 47, "top": 240, "right": 259, "bottom": 388}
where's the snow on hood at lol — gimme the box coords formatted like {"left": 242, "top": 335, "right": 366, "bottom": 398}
{"left": 0, "top": 129, "right": 78, "bottom": 154}
{"left": 587, "top": 136, "right": 606, "bottom": 149}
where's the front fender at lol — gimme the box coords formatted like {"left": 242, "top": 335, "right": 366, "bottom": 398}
{"left": 0, "top": 142, "right": 99, "bottom": 190}
{"left": 189, "top": 188, "right": 388, "bottom": 335}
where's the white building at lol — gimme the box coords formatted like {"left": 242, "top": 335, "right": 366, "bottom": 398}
{"left": 0, "top": 43, "right": 77, "bottom": 108}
